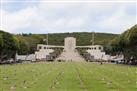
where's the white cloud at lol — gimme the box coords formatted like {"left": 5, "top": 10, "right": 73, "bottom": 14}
{"left": 0, "top": 1, "right": 136, "bottom": 34}
{"left": 98, "top": 7, "right": 136, "bottom": 33}
{"left": 2, "top": 7, "right": 37, "bottom": 32}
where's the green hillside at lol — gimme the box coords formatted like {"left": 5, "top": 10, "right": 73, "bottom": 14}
{"left": 47, "top": 32, "right": 118, "bottom": 46}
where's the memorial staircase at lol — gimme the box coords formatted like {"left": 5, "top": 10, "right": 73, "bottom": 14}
{"left": 55, "top": 50, "right": 85, "bottom": 62}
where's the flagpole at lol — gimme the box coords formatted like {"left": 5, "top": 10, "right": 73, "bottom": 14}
{"left": 92, "top": 31, "right": 95, "bottom": 45}
{"left": 47, "top": 32, "right": 48, "bottom": 49}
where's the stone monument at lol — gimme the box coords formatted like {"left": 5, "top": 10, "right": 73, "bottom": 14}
{"left": 56, "top": 37, "right": 84, "bottom": 61}
{"left": 64, "top": 37, "right": 76, "bottom": 52}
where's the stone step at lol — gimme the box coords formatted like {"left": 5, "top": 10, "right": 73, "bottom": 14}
{"left": 56, "top": 51, "right": 85, "bottom": 62}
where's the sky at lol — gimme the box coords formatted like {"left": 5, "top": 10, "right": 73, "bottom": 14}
{"left": 0, "top": 0, "right": 136, "bottom": 34}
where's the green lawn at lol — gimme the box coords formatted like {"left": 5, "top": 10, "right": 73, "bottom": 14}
{"left": 0, "top": 62, "right": 136, "bottom": 91}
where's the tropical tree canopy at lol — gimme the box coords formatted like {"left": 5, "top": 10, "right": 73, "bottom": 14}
{"left": 110, "top": 24, "right": 137, "bottom": 64}
{"left": 0, "top": 30, "right": 19, "bottom": 62}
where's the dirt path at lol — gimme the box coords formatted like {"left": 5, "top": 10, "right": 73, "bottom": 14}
{"left": 48, "top": 71, "right": 64, "bottom": 91}
{"left": 74, "top": 65, "right": 88, "bottom": 91}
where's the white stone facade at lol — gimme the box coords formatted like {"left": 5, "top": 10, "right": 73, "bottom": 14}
{"left": 35, "top": 49, "right": 54, "bottom": 60}
{"left": 37, "top": 44, "right": 64, "bottom": 51}
{"left": 86, "top": 45, "right": 105, "bottom": 60}
{"left": 16, "top": 54, "right": 36, "bottom": 61}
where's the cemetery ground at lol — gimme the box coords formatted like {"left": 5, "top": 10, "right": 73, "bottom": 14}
{"left": 0, "top": 62, "right": 136, "bottom": 91}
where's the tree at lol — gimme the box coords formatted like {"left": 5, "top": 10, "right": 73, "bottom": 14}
{"left": 16, "top": 36, "right": 30, "bottom": 55}
{"left": 0, "top": 30, "right": 19, "bottom": 63}
{"left": 0, "top": 34, "right": 3, "bottom": 48}
{"left": 110, "top": 24, "right": 137, "bottom": 64}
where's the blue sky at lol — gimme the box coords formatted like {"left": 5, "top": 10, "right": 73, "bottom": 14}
{"left": 0, "top": 0, "right": 136, "bottom": 34}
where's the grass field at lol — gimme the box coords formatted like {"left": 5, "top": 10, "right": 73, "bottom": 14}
{"left": 0, "top": 62, "right": 137, "bottom": 91}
